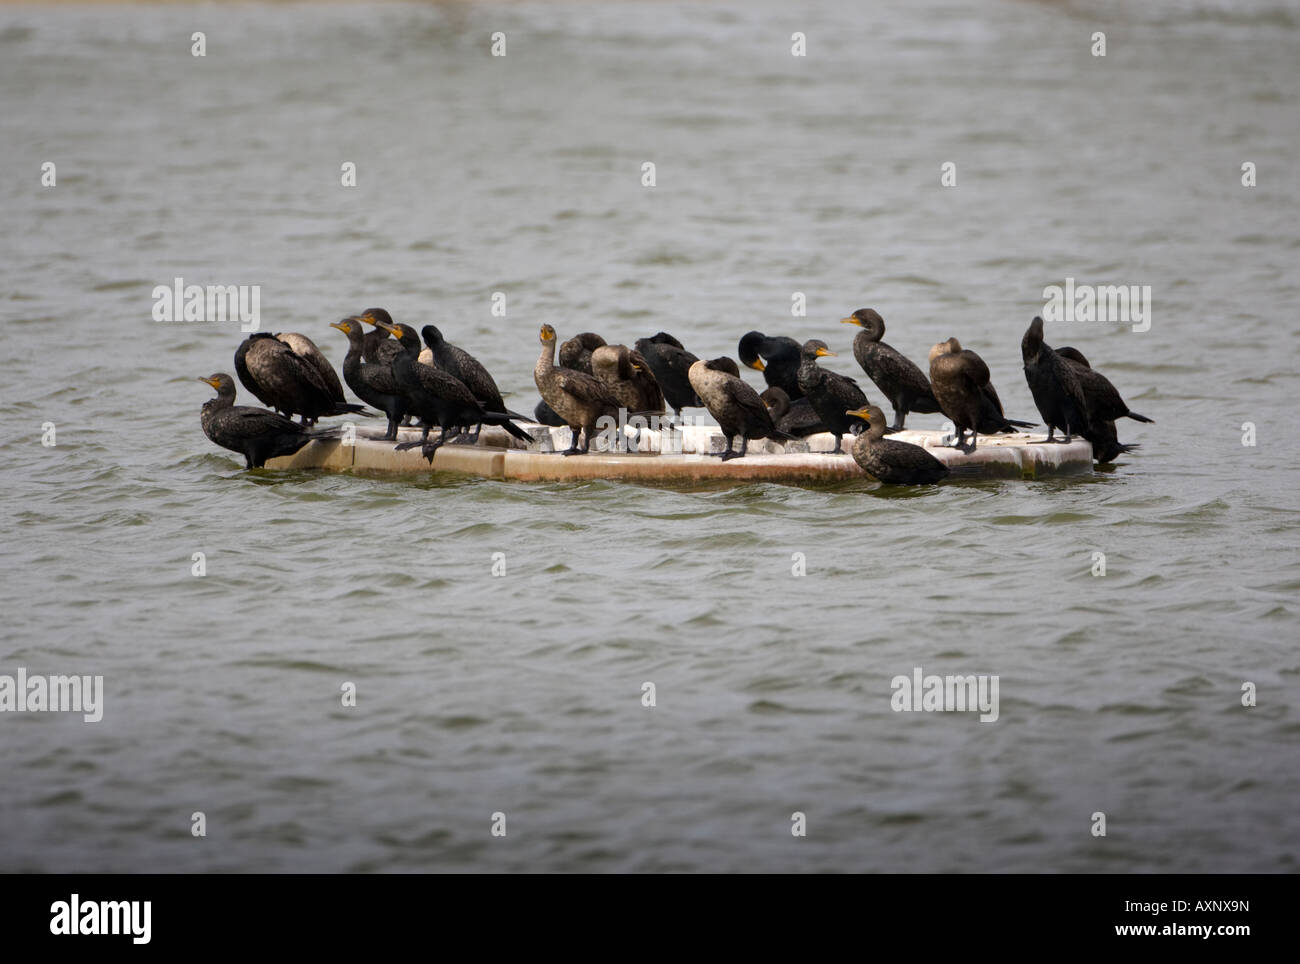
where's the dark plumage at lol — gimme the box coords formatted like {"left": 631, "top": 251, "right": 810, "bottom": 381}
{"left": 689, "top": 357, "right": 791, "bottom": 460}
{"left": 559, "top": 332, "right": 606, "bottom": 374}
{"left": 1056, "top": 345, "right": 1154, "bottom": 425}
{"left": 928, "top": 338, "right": 996, "bottom": 452}
{"left": 199, "top": 373, "right": 339, "bottom": 469}
{"left": 737, "top": 331, "right": 805, "bottom": 400}
{"left": 591, "top": 345, "right": 665, "bottom": 417}
{"left": 796, "top": 340, "right": 868, "bottom": 454}
{"left": 760, "top": 387, "right": 824, "bottom": 438}
{"left": 533, "top": 399, "right": 567, "bottom": 427}
{"left": 1021, "top": 316, "right": 1091, "bottom": 443}
{"left": 234, "top": 332, "right": 366, "bottom": 426}
{"left": 535, "top": 325, "right": 621, "bottom": 455}
{"left": 421, "top": 325, "right": 528, "bottom": 441}
{"left": 330, "top": 317, "right": 407, "bottom": 440}
{"left": 633, "top": 332, "right": 701, "bottom": 418}
{"left": 840, "top": 309, "right": 941, "bottom": 429}
{"left": 379, "top": 321, "right": 531, "bottom": 461}
{"left": 1054, "top": 345, "right": 1149, "bottom": 463}
{"left": 846, "top": 405, "right": 949, "bottom": 485}
{"left": 362, "top": 323, "right": 403, "bottom": 367}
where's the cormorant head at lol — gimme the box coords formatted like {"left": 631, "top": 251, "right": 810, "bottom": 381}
{"left": 1055, "top": 345, "right": 1090, "bottom": 369}
{"left": 801, "top": 339, "right": 835, "bottom": 360}
{"left": 358, "top": 308, "right": 394, "bottom": 329}
{"left": 330, "top": 317, "right": 361, "bottom": 337}
{"left": 737, "top": 331, "right": 767, "bottom": 371}
{"left": 840, "top": 309, "right": 884, "bottom": 340}
{"left": 647, "top": 331, "right": 684, "bottom": 349}
{"left": 761, "top": 386, "right": 790, "bottom": 417}
{"left": 928, "top": 338, "right": 961, "bottom": 362}
{"left": 422, "top": 325, "right": 444, "bottom": 349}
{"left": 1021, "top": 316, "right": 1045, "bottom": 362}
{"left": 703, "top": 356, "right": 741, "bottom": 378}
{"left": 376, "top": 321, "right": 419, "bottom": 348}
{"left": 199, "top": 373, "right": 236, "bottom": 396}
{"left": 539, "top": 324, "right": 557, "bottom": 344}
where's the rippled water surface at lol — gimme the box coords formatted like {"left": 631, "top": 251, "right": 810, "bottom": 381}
{"left": 1, "top": 0, "right": 1298, "bottom": 872}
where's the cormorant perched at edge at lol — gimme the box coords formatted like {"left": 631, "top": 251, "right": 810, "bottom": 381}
{"left": 1021, "top": 316, "right": 1091, "bottom": 443}
{"left": 737, "top": 331, "right": 805, "bottom": 400}
{"left": 378, "top": 321, "right": 532, "bottom": 461}
{"left": 796, "top": 340, "right": 869, "bottom": 454}
{"left": 840, "top": 309, "right": 942, "bottom": 429}
{"left": 330, "top": 317, "right": 408, "bottom": 441}
{"left": 1053, "top": 343, "right": 1150, "bottom": 463}
{"left": 199, "top": 373, "right": 341, "bottom": 469}
{"left": 846, "top": 405, "right": 949, "bottom": 485}
{"left": 633, "top": 332, "right": 701, "bottom": 421}
{"left": 688, "top": 357, "right": 792, "bottom": 460}
{"left": 234, "top": 332, "right": 368, "bottom": 426}
{"left": 534, "top": 324, "right": 622, "bottom": 455}
{"left": 421, "top": 325, "right": 530, "bottom": 441}
{"left": 760, "top": 387, "right": 823, "bottom": 439}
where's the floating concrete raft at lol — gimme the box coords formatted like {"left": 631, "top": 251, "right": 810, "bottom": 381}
{"left": 266, "top": 421, "right": 1094, "bottom": 484}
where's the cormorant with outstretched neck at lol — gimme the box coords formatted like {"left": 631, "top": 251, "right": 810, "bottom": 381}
{"left": 378, "top": 321, "right": 531, "bottom": 461}
{"left": 633, "top": 332, "right": 701, "bottom": 419}
{"left": 421, "top": 325, "right": 528, "bottom": 441}
{"left": 796, "top": 340, "right": 868, "bottom": 454}
{"left": 738, "top": 331, "right": 805, "bottom": 400}
{"left": 840, "top": 309, "right": 941, "bottom": 429}
{"left": 535, "top": 324, "right": 621, "bottom": 455}
{"left": 234, "top": 332, "right": 367, "bottom": 426}
{"left": 761, "top": 387, "right": 823, "bottom": 438}
{"left": 199, "top": 373, "right": 340, "bottom": 468}
{"left": 846, "top": 405, "right": 949, "bottom": 484}
{"left": 689, "top": 357, "right": 791, "bottom": 460}
{"left": 330, "top": 317, "right": 407, "bottom": 440}
{"left": 1021, "top": 316, "right": 1091, "bottom": 443}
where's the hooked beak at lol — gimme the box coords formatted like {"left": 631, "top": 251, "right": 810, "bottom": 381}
{"left": 815, "top": 347, "right": 836, "bottom": 358}
{"left": 746, "top": 359, "right": 766, "bottom": 372}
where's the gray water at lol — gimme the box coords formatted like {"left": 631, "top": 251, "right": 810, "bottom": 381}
{"left": 1, "top": 0, "right": 1297, "bottom": 873}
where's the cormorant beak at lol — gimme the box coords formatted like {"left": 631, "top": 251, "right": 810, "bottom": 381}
{"left": 198, "top": 377, "right": 218, "bottom": 388}
{"left": 815, "top": 347, "right": 836, "bottom": 358}
{"left": 746, "top": 359, "right": 766, "bottom": 372}
{"left": 376, "top": 321, "right": 397, "bottom": 335}
{"left": 359, "top": 314, "right": 377, "bottom": 327}
{"left": 540, "top": 328, "right": 555, "bottom": 342}
{"left": 329, "top": 321, "right": 348, "bottom": 332}
{"left": 846, "top": 408, "right": 870, "bottom": 422}
{"left": 839, "top": 317, "right": 860, "bottom": 327}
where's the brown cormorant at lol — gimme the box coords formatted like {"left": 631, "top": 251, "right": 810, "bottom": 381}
{"left": 738, "top": 331, "right": 805, "bottom": 400}
{"left": 559, "top": 332, "right": 607, "bottom": 374}
{"left": 378, "top": 321, "right": 531, "bottom": 461}
{"left": 234, "top": 332, "right": 367, "bottom": 426}
{"left": 796, "top": 340, "right": 868, "bottom": 454}
{"left": 760, "top": 387, "right": 824, "bottom": 438}
{"left": 330, "top": 317, "right": 407, "bottom": 441}
{"left": 840, "top": 309, "right": 942, "bottom": 429}
{"left": 591, "top": 345, "right": 665, "bottom": 416}
{"left": 846, "top": 405, "right": 949, "bottom": 484}
{"left": 534, "top": 325, "right": 621, "bottom": 455}
{"left": 633, "top": 332, "right": 702, "bottom": 419}
{"left": 199, "top": 373, "right": 339, "bottom": 469}
{"left": 688, "top": 357, "right": 791, "bottom": 460}
{"left": 1021, "top": 316, "right": 1091, "bottom": 443}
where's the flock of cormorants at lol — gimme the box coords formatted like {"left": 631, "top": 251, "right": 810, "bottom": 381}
{"left": 199, "top": 307, "right": 1151, "bottom": 484}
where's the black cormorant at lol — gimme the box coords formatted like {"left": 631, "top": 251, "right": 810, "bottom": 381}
{"left": 330, "top": 317, "right": 407, "bottom": 441}
{"left": 846, "top": 405, "right": 949, "bottom": 484}
{"left": 199, "top": 373, "right": 339, "bottom": 468}
{"left": 840, "top": 309, "right": 941, "bottom": 429}
{"left": 633, "top": 332, "right": 701, "bottom": 419}
{"left": 737, "top": 331, "right": 805, "bottom": 400}
{"left": 760, "top": 387, "right": 824, "bottom": 438}
{"left": 234, "top": 332, "right": 366, "bottom": 426}
{"left": 1021, "top": 316, "right": 1091, "bottom": 443}
{"left": 796, "top": 340, "right": 868, "bottom": 454}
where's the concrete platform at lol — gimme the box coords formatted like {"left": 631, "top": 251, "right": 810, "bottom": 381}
{"left": 265, "top": 421, "right": 1095, "bottom": 484}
